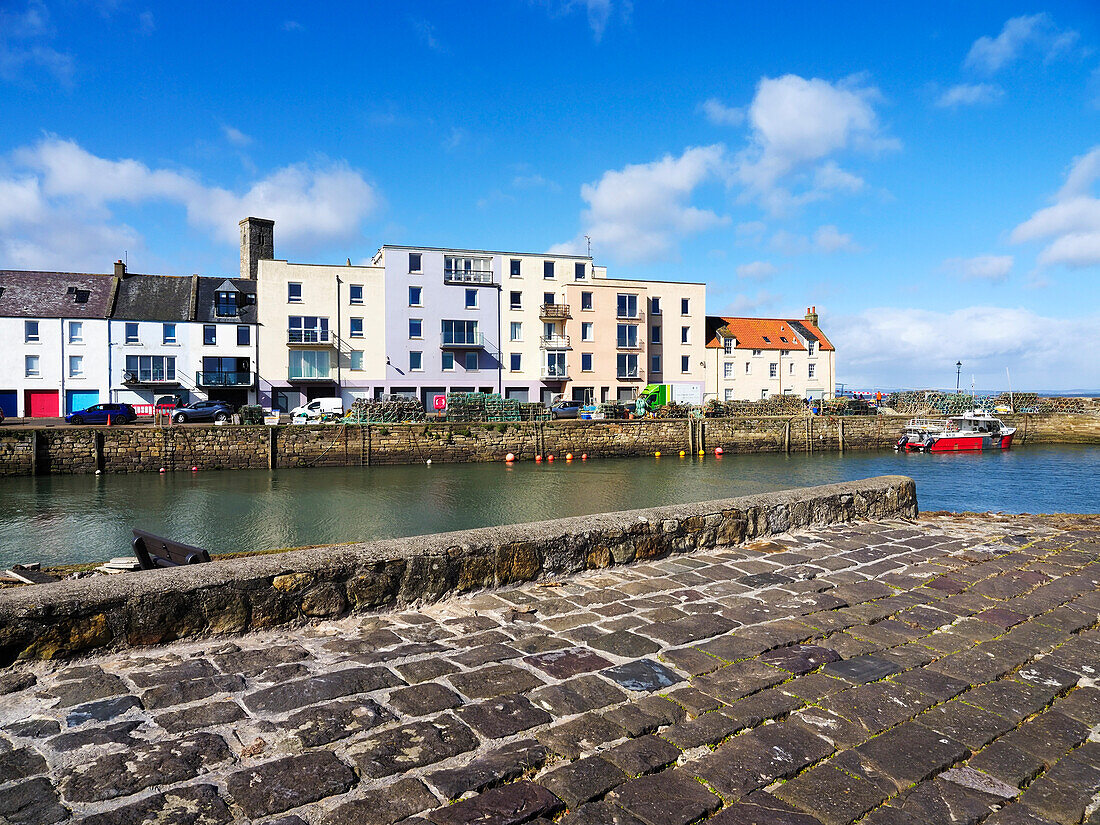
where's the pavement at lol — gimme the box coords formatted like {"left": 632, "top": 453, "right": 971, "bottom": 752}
{"left": 1, "top": 512, "right": 1098, "bottom": 825}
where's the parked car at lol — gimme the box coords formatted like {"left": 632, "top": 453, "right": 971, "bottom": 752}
{"left": 66, "top": 403, "right": 137, "bottom": 425}
{"left": 290, "top": 397, "right": 344, "bottom": 420}
{"left": 172, "top": 400, "right": 235, "bottom": 424}
{"left": 550, "top": 400, "right": 583, "bottom": 419}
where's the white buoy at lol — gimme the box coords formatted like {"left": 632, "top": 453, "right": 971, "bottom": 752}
{"left": 426, "top": 459, "right": 432, "bottom": 465}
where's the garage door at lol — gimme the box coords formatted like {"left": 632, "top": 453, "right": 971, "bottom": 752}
{"left": 66, "top": 389, "right": 100, "bottom": 415}
{"left": 25, "top": 390, "right": 59, "bottom": 418}
{"left": 0, "top": 391, "right": 16, "bottom": 418}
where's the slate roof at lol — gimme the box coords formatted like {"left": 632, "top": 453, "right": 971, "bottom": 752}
{"left": 705, "top": 316, "right": 835, "bottom": 352}
{"left": 0, "top": 270, "right": 116, "bottom": 319}
{"left": 111, "top": 274, "right": 196, "bottom": 322}
{"left": 195, "top": 276, "right": 258, "bottom": 324}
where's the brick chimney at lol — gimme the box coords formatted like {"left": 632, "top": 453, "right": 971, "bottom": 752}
{"left": 805, "top": 306, "right": 819, "bottom": 326}
{"left": 114, "top": 260, "right": 126, "bottom": 277}
{"left": 239, "top": 217, "right": 274, "bottom": 280}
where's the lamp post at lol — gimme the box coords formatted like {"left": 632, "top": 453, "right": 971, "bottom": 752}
{"left": 955, "top": 361, "right": 962, "bottom": 394}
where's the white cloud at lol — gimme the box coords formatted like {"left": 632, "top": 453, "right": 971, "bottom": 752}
{"left": 1011, "top": 146, "right": 1100, "bottom": 268}
{"left": 736, "top": 261, "right": 776, "bottom": 280}
{"left": 735, "top": 74, "right": 896, "bottom": 214}
{"left": 724, "top": 290, "right": 781, "bottom": 315}
{"left": 835, "top": 306, "right": 1098, "bottom": 390}
{"left": 942, "top": 255, "right": 1014, "bottom": 281}
{"left": 512, "top": 173, "right": 560, "bottom": 192}
{"left": 222, "top": 125, "right": 252, "bottom": 147}
{"left": 936, "top": 83, "right": 1004, "bottom": 108}
{"left": 552, "top": 145, "right": 730, "bottom": 263}
{"left": 813, "top": 161, "right": 864, "bottom": 193}
{"left": 0, "top": 136, "right": 382, "bottom": 270}
{"left": 282, "top": 20, "right": 303, "bottom": 32}
{"left": 442, "top": 127, "right": 466, "bottom": 152}
{"left": 964, "top": 14, "right": 1079, "bottom": 74}
{"left": 700, "top": 98, "right": 744, "bottom": 127}
{"left": 0, "top": 0, "right": 73, "bottom": 84}
{"left": 770, "top": 225, "right": 859, "bottom": 255}
{"left": 735, "top": 221, "right": 766, "bottom": 240}
{"left": 137, "top": 10, "right": 155, "bottom": 35}
{"left": 813, "top": 225, "right": 858, "bottom": 252}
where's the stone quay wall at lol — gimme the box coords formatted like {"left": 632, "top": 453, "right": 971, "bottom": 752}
{"left": 0, "top": 476, "right": 917, "bottom": 664}
{"left": 0, "top": 413, "right": 1096, "bottom": 476}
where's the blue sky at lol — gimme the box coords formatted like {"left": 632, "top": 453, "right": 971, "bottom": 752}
{"left": 1, "top": 1, "right": 1098, "bottom": 390}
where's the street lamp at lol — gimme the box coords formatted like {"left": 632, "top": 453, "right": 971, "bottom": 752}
{"left": 955, "top": 361, "right": 962, "bottom": 394}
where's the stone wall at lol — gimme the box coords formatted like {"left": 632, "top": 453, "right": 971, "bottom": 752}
{"left": 0, "top": 475, "right": 918, "bottom": 664}
{"left": 0, "top": 413, "right": 1097, "bottom": 476}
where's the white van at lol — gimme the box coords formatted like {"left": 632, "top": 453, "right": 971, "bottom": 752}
{"left": 290, "top": 397, "right": 344, "bottom": 420}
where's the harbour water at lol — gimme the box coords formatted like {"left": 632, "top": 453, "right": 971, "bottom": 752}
{"left": 1, "top": 444, "right": 1097, "bottom": 568}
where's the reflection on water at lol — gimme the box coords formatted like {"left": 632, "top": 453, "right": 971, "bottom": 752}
{"left": 1, "top": 445, "right": 1097, "bottom": 567}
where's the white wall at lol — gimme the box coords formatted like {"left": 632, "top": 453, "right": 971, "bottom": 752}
{"left": 0, "top": 317, "right": 111, "bottom": 416}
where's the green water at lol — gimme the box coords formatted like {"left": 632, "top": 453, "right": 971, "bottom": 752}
{"left": 1, "top": 445, "right": 1097, "bottom": 567}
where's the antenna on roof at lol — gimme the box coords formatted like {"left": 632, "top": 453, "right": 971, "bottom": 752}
{"left": 124, "top": 251, "right": 128, "bottom": 267}
{"left": 584, "top": 235, "right": 591, "bottom": 257}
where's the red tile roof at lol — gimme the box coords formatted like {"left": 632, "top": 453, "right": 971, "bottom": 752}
{"left": 705, "top": 316, "right": 834, "bottom": 351}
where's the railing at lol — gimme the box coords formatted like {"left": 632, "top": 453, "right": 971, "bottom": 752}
{"left": 616, "top": 309, "right": 645, "bottom": 321}
{"left": 288, "top": 367, "right": 333, "bottom": 381}
{"left": 123, "top": 371, "right": 177, "bottom": 385}
{"left": 196, "top": 371, "right": 253, "bottom": 387}
{"left": 540, "top": 304, "right": 571, "bottom": 319}
{"left": 441, "top": 332, "right": 486, "bottom": 348}
{"left": 444, "top": 269, "right": 494, "bottom": 284}
{"left": 541, "top": 368, "right": 569, "bottom": 380}
{"left": 617, "top": 369, "right": 641, "bottom": 380}
{"left": 616, "top": 337, "right": 643, "bottom": 350}
{"left": 539, "top": 335, "right": 571, "bottom": 349}
{"left": 287, "top": 329, "right": 333, "bottom": 345}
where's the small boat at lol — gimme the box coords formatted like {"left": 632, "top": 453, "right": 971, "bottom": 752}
{"left": 896, "top": 409, "right": 1016, "bottom": 453}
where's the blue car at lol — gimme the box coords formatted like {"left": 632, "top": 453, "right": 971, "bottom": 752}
{"left": 66, "top": 403, "right": 137, "bottom": 425}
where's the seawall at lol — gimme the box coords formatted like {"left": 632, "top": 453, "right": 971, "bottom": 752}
{"left": 0, "top": 413, "right": 1097, "bottom": 477}
{"left": 0, "top": 475, "right": 917, "bottom": 664}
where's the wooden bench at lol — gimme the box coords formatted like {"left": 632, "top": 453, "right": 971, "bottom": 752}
{"left": 132, "top": 529, "right": 212, "bottom": 570}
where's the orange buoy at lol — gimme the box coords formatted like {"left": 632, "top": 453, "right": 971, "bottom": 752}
{"left": 535, "top": 454, "right": 542, "bottom": 462}
{"left": 547, "top": 454, "right": 554, "bottom": 462}
{"left": 505, "top": 452, "right": 515, "bottom": 462}
{"left": 581, "top": 453, "right": 588, "bottom": 460}
{"left": 566, "top": 453, "right": 573, "bottom": 460}
{"left": 715, "top": 447, "right": 724, "bottom": 455}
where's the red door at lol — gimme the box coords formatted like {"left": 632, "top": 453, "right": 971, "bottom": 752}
{"left": 25, "top": 390, "right": 59, "bottom": 417}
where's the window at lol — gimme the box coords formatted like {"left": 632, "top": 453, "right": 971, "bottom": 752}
{"left": 581, "top": 322, "right": 593, "bottom": 342}
{"left": 651, "top": 297, "right": 661, "bottom": 315}
{"left": 545, "top": 351, "right": 566, "bottom": 377}
{"left": 288, "top": 350, "right": 330, "bottom": 380}
{"left": 288, "top": 316, "right": 330, "bottom": 343}
{"left": 725, "top": 388, "right": 735, "bottom": 401}
{"left": 510, "top": 322, "right": 522, "bottom": 341}
{"left": 442, "top": 319, "right": 480, "bottom": 345}
{"left": 465, "top": 288, "right": 478, "bottom": 309}
{"left": 510, "top": 259, "right": 521, "bottom": 278}
{"left": 409, "top": 286, "right": 422, "bottom": 306}
{"left": 442, "top": 351, "right": 454, "bottom": 370}
{"left": 616, "top": 353, "right": 639, "bottom": 378}
{"left": 762, "top": 336, "right": 771, "bottom": 343}
{"left": 724, "top": 362, "right": 734, "bottom": 378}
{"left": 409, "top": 318, "right": 423, "bottom": 339}
{"left": 409, "top": 252, "right": 422, "bottom": 272}
{"left": 745, "top": 362, "right": 752, "bottom": 374}
{"left": 723, "top": 339, "right": 733, "bottom": 355}
{"left": 69, "top": 355, "right": 83, "bottom": 377}
{"left": 445, "top": 256, "right": 491, "bottom": 281}
{"left": 808, "top": 341, "right": 815, "bottom": 355}
{"left": 809, "top": 363, "right": 817, "bottom": 379}
{"left": 510, "top": 353, "right": 521, "bottom": 371}
{"left": 125, "top": 354, "right": 176, "bottom": 382}
{"left": 350, "top": 318, "right": 364, "bottom": 338}
{"left": 125, "top": 322, "right": 139, "bottom": 344}
{"left": 288, "top": 282, "right": 302, "bottom": 303}
{"left": 203, "top": 325, "right": 216, "bottom": 346}
{"left": 681, "top": 355, "right": 690, "bottom": 373}
{"left": 581, "top": 291, "right": 593, "bottom": 310}
{"left": 769, "top": 362, "right": 778, "bottom": 378}
{"left": 616, "top": 324, "right": 638, "bottom": 348}
{"left": 651, "top": 326, "right": 661, "bottom": 344}
{"left": 681, "top": 298, "right": 690, "bottom": 315}
{"left": 350, "top": 285, "right": 363, "bottom": 304}
{"left": 651, "top": 354, "right": 660, "bottom": 373}
{"left": 779, "top": 336, "right": 788, "bottom": 343}
{"left": 681, "top": 326, "right": 690, "bottom": 344}
{"left": 465, "top": 351, "right": 479, "bottom": 371}
{"left": 350, "top": 351, "right": 364, "bottom": 371}
{"left": 25, "top": 355, "right": 40, "bottom": 377}
{"left": 616, "top": 293, "right": 638, "bottom": 318}
{"left": 575, "top": 262, "right": 586, "bottom": 280}
{"left": 543, "top": 292, "right": 555, "bottom": 305}
{"left": 510, "top": 291, "right": 521, "bottom": 310}
{"left": 24, "top": 320, "right": 39, "bottom": 342}
{"left": 237, "top": 325, "right": 250, "bottom": 346}
{"left": 215, "top": 291, "right": 238, "bottom": 316}
{"left": 410, "top": 351, "right": 423, "bottom": 371}
{"left": 789, "top": 362, "right": 795, "bottom": 375}
{"left": 543, "top": 260, "right": 554, "bottom": 279}
{"left": 752, "top": 348, "right": 762, "bottom": 356}
{"left": 162, "top": 323, "right": 176, "bottom": 344}
{"left": 68, "top": 321, "right": 83, "bottom": 343}
{"left": 582, "top": 353, "right": 593, "bottom": 372}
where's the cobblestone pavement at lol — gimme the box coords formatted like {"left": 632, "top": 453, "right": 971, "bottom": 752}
{"left": 2, "top": 513, "right": 1099, "bottom": 825}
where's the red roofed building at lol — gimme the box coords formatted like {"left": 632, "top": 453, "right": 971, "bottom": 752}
{"left": 704, "top": 307, "right": 835, "bottom": 401}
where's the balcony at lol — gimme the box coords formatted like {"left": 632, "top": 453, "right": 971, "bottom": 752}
{"left": 539, "top": 303, "right": 571, "bottom": 320}
{"left": 287, "top": 329, "right": 335, "bottom": 346}
{"left": 196, "top": 371, "right": 254, "bottom": 387}
{"left": 539, "top": 335, "right": 571, "bottom": 349}
{"left": 616, "top": 309, "right": 645, "bottom": 322}
{"left": 288, "top": 367, "right": 333, "bottom": 381}
{"left": 617, "top": 370, "right": 642, "bottom": 380}
{"left": 541, "top": 368, "right": 569, "bottom": 381}
{"left": 444, "top": 269, "right": 494, "bottom": 284}
{"left": 616, "top": 337, "right": 643, "bottom": 350}
{"left": 441, "top": 332, "right": 486, "bottom": 349}
{"left": 123, "top": 371, "right": 179, "bottom": 387}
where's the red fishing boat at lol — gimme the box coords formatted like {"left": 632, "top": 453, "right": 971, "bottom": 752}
{"left": 896, "top": 409, "right": 1016, "bottom": 453}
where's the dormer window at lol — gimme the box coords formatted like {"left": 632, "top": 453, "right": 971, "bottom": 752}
{"left": 216, "top": 291, "right": 239, "bottom": 316}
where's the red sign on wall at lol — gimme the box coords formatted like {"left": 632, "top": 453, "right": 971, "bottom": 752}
{"left": 433, "top": 394, "right": 447, "bottom": 410}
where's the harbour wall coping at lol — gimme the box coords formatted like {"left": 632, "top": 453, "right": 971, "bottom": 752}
{"left": 0, "top": 475, "right": 918, "bottom": 665}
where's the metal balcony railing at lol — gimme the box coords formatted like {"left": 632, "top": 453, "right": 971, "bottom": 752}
{"left": 444, "top": 269, "right": 494, "bottom": 284}
{"left": 541, "top": 368, "right": 569, "bottom": 380}
{"left": 539, "top": 304, "right": 571, "bottom": 320}
{"left": 539, "top": 335, "right": 571, "bottom": 349}
{"left": 440, "top": 332, "right": 486, "bottom": 348}
{"left": 287, "top": 329, "right": 334, "bottom": 345}
{"left": 616, "top": 337, "right": 643, "bottom": 350}
{"left": 616, "top": 309, "right": 645, "bottom": 321}
{"left": 617, "top": 370, "right": 642, "bottom": 380}
{"left": 196, "top": 371, "right": 253, "bottom": 387}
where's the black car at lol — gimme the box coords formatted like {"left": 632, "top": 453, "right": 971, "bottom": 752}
{"left": 550, "top": 400, "right": 583, "bottom": 419}
{"left": 172, "top": 400, "right": 235, "bottom": 424}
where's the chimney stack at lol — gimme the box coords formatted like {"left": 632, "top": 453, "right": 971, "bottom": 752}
{"left": 114, "top": 260, "right": 126, "bottom": 277}
{"left": 805, "top": 305, "right": 819, "bottom": 326}
{"left": 239, "top": 217, "right": 275, "bottom": 280}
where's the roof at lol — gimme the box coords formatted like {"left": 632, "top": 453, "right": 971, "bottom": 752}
{"left": 112, "top": 274, "right": 195, "bottom": 321}
{"left": 195, "top": 276, "right": 258, "bottom": 324}
{"left": 0, "top": 270, "right": 116, "bottom": 319}
{"left": 705, "top": 315, "right": 835, "bottom": 352}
